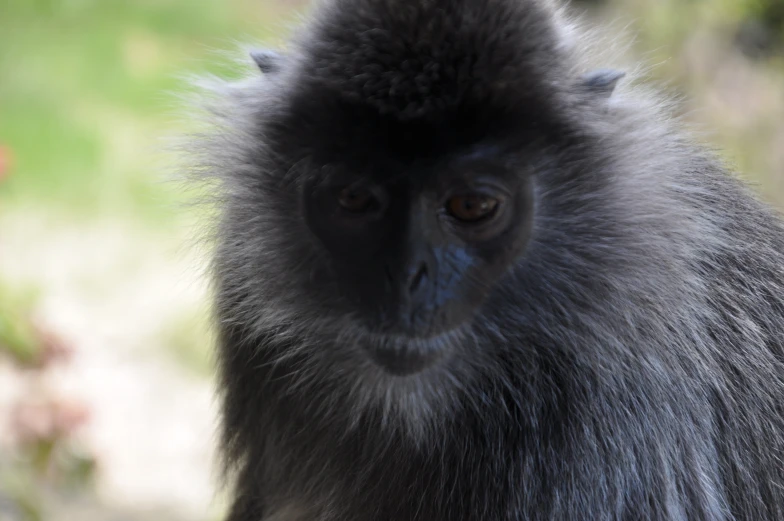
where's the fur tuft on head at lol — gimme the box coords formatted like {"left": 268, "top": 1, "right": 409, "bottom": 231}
{"left": 290, "top": 0, "right": 570, "bottom": 119}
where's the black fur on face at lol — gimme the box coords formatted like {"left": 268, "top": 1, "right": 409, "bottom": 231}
{"left": 269, "top": 96, "right": 547, "bottom": 374}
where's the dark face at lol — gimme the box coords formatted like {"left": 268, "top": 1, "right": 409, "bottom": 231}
{"left": 272, "top": 95, "right": 536, "bottom": 375}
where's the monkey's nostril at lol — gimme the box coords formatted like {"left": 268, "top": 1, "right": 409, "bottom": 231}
{"left": 408, "top": 263, "right": 428, "bottom": 295}
{"left": 383, "top": 265, "right": 396, "bottom": 292}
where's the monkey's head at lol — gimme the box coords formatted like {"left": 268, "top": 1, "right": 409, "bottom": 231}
{"left": 213, "top": 0, "right": 622, "bottom": 379}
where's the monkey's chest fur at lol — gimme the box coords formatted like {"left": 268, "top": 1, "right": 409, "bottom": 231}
{"left": 222, "top": 320, "right": 740, "bottom": 521}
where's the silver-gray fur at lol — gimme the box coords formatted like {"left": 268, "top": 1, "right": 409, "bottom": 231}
{"left": 184, "top": 0, "right": 784, "bottom": 519}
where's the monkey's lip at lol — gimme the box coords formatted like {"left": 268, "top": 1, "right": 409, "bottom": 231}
{"left": 364, "top": 335, "right": 452, "bottom": 377}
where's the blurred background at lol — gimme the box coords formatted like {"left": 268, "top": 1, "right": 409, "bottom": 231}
{"left": 0, "top": 0, "right": 782, "bottom": 519}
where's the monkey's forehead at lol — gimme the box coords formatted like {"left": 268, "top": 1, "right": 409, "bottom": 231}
{"left": 295, "top": 0, "right": 568, "bottom": 120}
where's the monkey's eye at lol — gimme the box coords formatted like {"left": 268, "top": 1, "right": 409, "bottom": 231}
{"left": 446, "top": 194, "right": 500, "bottom": 223}
{"left": 337, "top": 186, "right": 377, "bottom": 213}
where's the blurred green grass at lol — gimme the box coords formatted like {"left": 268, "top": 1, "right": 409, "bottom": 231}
{"left": 0, "top": 0, "right": 294, "bottom": 219}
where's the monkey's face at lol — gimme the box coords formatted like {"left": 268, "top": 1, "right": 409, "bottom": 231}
{"left": 275, "top": 97, "right": 536, "bottom": 376}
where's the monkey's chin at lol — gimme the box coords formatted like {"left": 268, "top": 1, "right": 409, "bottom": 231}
{"left": 365, "top": 335, "right": 453, "bottom": 377}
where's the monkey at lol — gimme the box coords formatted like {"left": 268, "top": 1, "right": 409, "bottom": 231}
{"left": 186, "top": 0, "right": 784, "bottom": 519}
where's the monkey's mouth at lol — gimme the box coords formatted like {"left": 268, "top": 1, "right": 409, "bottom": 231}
{"left": 363, "top": 333, "right": 455, "bottom": 377}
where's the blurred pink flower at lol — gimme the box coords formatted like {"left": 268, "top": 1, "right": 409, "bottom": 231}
{"left": 0, "top": 145, "right": 12, "bottom": 182}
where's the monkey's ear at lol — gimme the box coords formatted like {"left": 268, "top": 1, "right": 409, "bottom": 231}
{"left": 578, "top": 69, "right": 626, "bottom": 98}
{"left": 250, "top": 49, "right": 284, "bottom": 74}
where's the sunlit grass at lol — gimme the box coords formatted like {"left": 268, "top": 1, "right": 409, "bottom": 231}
{"left": 0, "top": 0, "right": 296, "bottom": 218}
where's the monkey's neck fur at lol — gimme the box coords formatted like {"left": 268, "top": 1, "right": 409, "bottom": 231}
{"left": 189, "top": 0, "right": 784, "bottom": 519}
